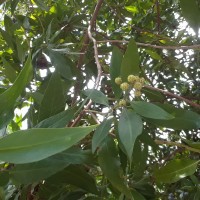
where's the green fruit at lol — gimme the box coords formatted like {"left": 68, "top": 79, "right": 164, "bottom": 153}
{"left": 120, "top": 82, "right": 129, "bottom": 91}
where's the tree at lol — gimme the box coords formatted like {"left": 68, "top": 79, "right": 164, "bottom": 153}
{"left": 0, "top": 0, "right": 200, "bottom": 199}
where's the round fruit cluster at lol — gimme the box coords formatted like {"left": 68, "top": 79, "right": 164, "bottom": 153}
{"left": 115, "top": 75, "right": 145, "bottom": 107}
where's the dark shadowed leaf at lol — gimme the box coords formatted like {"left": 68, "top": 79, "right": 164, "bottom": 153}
{"left": 131, "top": 101, "right": 174, "bottom": 120}
{"left": 35, "top": 107, "right": 77, "bottom": 128}
{"left": 154, "top": 159, "right": 199, "bottom": 183}
{"left": 180, "top": 0, "right": 200, "bottom": 34}
{"left": 47, "top": 165, "right": 99, "bottom": 195}
{"left": 120, "top": 39, "right": 140, "bottom": 81}
{"left": 47, "top": 50, "right": 72, "bottom": 79}
{"left": 98, "top": 136, "right": 133, "bottom": 199}
{"left": 92, "top": 117, "right": 113, "bottom": 153}
{"left": 0, "top": 54, "right": 32, "bottom": 129}
{"left": 38, "top": 71, "right": 65, "bottom": 122}
{"left": 34, "top": 0, "right": 49, "bottom": 11}
{"left": 118, "top": 109, "right": 143, "bottom": 162}
{"left": 110, "top": 47, "right": 123, "bottom": 99}
{"left": 11, "top": 147, "right": 93, "bottom": 184}
{"left": 148, "top": 103, "right": 200, "bottom": 130}
{"left": 83, "top": 89, "right": 109, "bottom": 106}
{"left": 0, "top": 125, "right": 97, "bottom": 164}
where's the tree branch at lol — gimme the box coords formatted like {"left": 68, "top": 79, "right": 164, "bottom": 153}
{"left": 155, "top": 139, "right": 200, "bottom": 154}
{"left": 71, "top": 0, "right": 104, "bottom": 127}
{"left": 144, "top": 85, "right": 200, "bottom": 109}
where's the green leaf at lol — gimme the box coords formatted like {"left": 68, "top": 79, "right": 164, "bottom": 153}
{"left": 148, "top": 103, "right": 200, "bottom": 130}
{"left": 142, "top": 87, "right": 165, "bottom": 102}
{"left": 0, "top": 125, "right": 97, "bottom": 164}
{"left": 11, "top": 147, "right": 93, "bottom": 184}
{"left": 47, "top": 50, "right": 72, "bottom": 80}
{"left": 180, "top": 0, "right": 200, "bottom": 34}
{"left": 0, "top": 54, "right": 33, "bottom": 129}
{"left": 154, "top": 159, "right": 199, "bottom": 183}
{"left": 120, "top": 39, "right": 140, "bottom": 81}
{"left": 34, "top": 0, "right": 49, "bottom": 11}
{"left": 92, "top": 118, "right": 113, "bottom": 153}
{"left": 110, "top": 47, "right": 123, "bottom": 99}
{"left": 145, "top": 49, "right": 162, "bottom": 60}
{"left": 131, "top": 190, "right": 146, "bottom": 200}
{"left": 38, "top": 71, "right": 65, "bottom": 122}
{"left": 182, "top": 139, "right": 200, "bottom": 150}
{"left": 11, "top": 0, "right": 20, "bottom": 14}
{"left": 35, "top": 107, "right": 77, "bottom": 128}
{"left": 98, "top": 136, "right": 132, "bottom": 199}
{"left": 118, "top": 109, "right": 143, "bottom": 162}
{"left": 47, "top": 165, "right": 99, "bottom": 195}
{"left": 83, "top": 89, "right": 109, "bottom": 106}
{"left": 131, "top": 101, "right": 174, "bottom": 120}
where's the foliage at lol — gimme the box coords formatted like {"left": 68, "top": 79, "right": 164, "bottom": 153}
{"left": 0, "top": 0, "right": 200, "bottom": 199}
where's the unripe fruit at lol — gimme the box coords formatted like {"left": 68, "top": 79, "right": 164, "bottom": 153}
{"left": 120, "top": 82, "right": 129, "bottom": 91}
{"left": 134, "top": 90, "right": 142, "bottom": 97}
{"left": 115, "top": 77, "right": 122, "bottom": 85}
{"left": 127, "top": 75, "right": 139, "bottom": 83}
{"left": 139, "top": 77, "right": 145, "bottom": 84}
{"left": 119, "top": 99, "right": 126, "bottom": 107}
{"left": 133, "top": 82, "right": 143, "bottom": 90}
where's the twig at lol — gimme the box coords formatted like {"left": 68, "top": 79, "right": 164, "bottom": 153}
{"left": 70, "top": 0, "right": 104, "bottom": 127}
{"left": 155, "top": 139, "right": 200, "bottom": 154}
{"left": 88, "top": 24, "right": 102, "bottom": 89}
{"left": 72, "top": 0, "right": 104, "bottom": 105}
{"left": 97, "top": 40, "right": 200, "bottom": 50}
{"left": 144, "top": 85, "right": 200, "bottom": 109}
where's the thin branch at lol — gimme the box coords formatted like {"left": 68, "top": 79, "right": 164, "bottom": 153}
{"left": 72, "top": 0, "right": 104, "bottom": 105}
{"left": 97, "top": 40, "right": 200, "bottom": 50}
{"left": 88, "top": 24, "right": 102, "bottom": 89}
{"left": 70, "top": 0, "right": 104, "bottom": 127}
{"left": 155, "top": 139, "right": 200, "bottom": 154}
{"left": 144, "top": 85, "right": 200, "bottom": 109}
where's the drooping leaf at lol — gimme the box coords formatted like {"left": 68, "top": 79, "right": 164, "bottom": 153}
{"left": 131, "top": 190, "right": 146, "bottom": 200}
{"left": 98, "top": 136, "right": 133, "bottom": 199}
{"left": 148, "top": 103, "right": 200, "bottom": 130}
{"left": 11, "top": 147, "right": 93, "bottom": 184}
{"left": 180, "top": 0, "right": 200, "bottom": 34}
{"left": 35, "top": 107, "right": 77, "bottom": 128}
{"left": 120, "top": 39, "right": 140, "bottom": 81}
{"left": 38, "top": 71, "right": 65, "bottom": 122}
{"left": 47, "top": 50, "right": 72, "bottom": 80}
{"left": 0, "top": 125, "right": 97, "bottom": 164}
{"left": 92, "top": 117, "right": 113, "bottom": 153}
{"left": 46, "top": 165, "right": 99, "bottom": 195}
{"left": 0, "top": 54, "right": 33, "bottom": 129}
{"left": 154, "top": 159, "right": 199, "bottom": 183}
{"left": 83, "top": 89, "right": 109, "bottom": 106}
{"left": 131, "top": 101, "right": 174, "bottom": 120}
{"left": 118, "top": 109, "right": 143, "bottom": 162}
{"left": 110, "top": 47, "right": 123, "bottom": 99}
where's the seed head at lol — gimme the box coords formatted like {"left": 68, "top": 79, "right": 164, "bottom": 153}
{"left": 127, "top": 75, "right": 139, "bottom": 83}
{"left": 133, "top": 82, "right": 143, "bottom": 90}
{"left": 119, "top": 99, "right": 126, "bottom": 107}
{"left": 115, "top": 77, "right": 122, "bottom": 85}
{"left": 134, "top": 90, "right": 142, "bottom": 97}
{"left": 120, "top": 82, "right": 129, "bottom": 91}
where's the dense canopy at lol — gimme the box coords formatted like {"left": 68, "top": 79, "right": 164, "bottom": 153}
{"left": 0, "top": 0, "right": 200, "bottom": 199}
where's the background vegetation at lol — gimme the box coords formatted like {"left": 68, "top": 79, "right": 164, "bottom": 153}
{"left": 0, "top": 0, "right": 200, "bottom": 199}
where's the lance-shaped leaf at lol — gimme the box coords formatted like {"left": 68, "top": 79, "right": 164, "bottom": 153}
{"left": 83, "top": 89, "right": 109, "bottom": 106}
{"left": 92, "top": 117, "right": 113, "bottom": 153}
{"left": 154, "top": 159, "right": 200, "bottom": 183}
{"left": 98, "top": 136, "right": 133, "bottom": 199}
{"left": 120, "top": 39, "right": 140, "bottom": 81}
{"left": 10, "top": 147, "right": 93, "bottom": 184}
{"left": 38, "top": 71, "right": 65, "bottom": 122}
{"left": 0, "top": 54, "right": 33, "bottom": 129}
{"left": 131, "top": 101, "right": 174, "bottom": 120}
{"left": 180, "top": 0, "right": 200, "bottom": 34}
{"left": 0, "top": 125, "right": 97, "bottom": 164}
{"left": 118, "top": 109, "right": 143, "bottom": 162}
